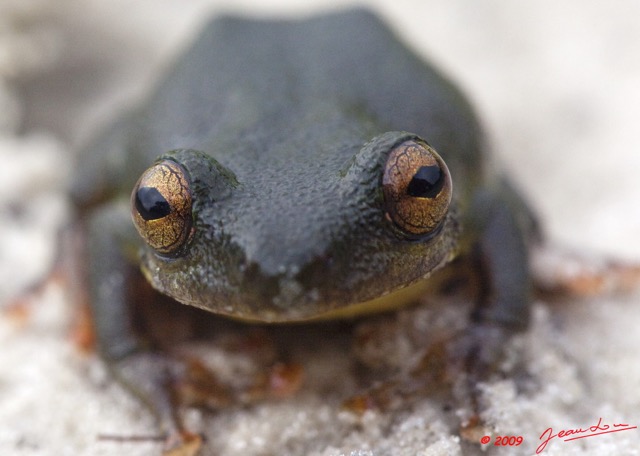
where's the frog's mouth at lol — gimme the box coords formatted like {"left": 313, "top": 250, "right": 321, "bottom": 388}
{"left": 138, "top": 210, "right": 459, "bottom": 324}
{"left": 142, "top": 253, "right": 453, "bottom": 324}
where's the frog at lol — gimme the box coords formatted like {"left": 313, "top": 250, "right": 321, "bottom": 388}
{"left": 72, "top": 8, "right": 538, "bottom": 455}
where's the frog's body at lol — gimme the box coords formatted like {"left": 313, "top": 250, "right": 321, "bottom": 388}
{"left": 73, "top": 9, "right": 534, "bottom": 453}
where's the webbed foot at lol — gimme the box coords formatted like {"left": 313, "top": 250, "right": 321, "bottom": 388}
{"left": 344, "top": 315, "right": 522, "bottom": 443}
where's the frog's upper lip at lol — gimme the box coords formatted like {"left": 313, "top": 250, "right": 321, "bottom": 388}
{"left": 238, "top": 251, "right": 332, "bottom": 299}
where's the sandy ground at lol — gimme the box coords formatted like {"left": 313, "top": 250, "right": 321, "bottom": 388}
{"left": 1, "top": 0, "right": 640, "bottom": 455}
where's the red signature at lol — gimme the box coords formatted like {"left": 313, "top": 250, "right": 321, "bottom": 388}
{"left": 536, "top": 417, "right": 637, "bottom": 453}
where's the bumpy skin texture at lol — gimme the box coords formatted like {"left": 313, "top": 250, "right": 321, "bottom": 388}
{"left": 75, "top": 10, "right": 487, "bottom": 322}
{"left": 72, "top": 8, "right": 533, "bottom": 453}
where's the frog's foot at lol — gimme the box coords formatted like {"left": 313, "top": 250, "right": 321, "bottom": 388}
{"left": 110, "top": 351, "right": 221, "bottom": 455}
{"left": 174, "top": 356, "right": 303, "bottom": 408}
{"left": 532, "top": 244, "right": 640, "bottom": 297}
{"left": 113, "top": 353, "right": 191, "bottom": 432}
{"left": 346, "top": 315, "right": 449, "bottom": 413}
{"left": 342, "top": 342, "right": 449, "bottom": 416}
{"left": 344, "top": 322, "right": 520, "bottom": 439}
{"left": 239, "top": 361, "right": 305, "bottom": 403}
{"left": 171, "top": 357, "right": 234, "bottom": 410}
{"left": 162, "top": 431, "right": 202, "bottom": 456}
{"left": 111, "top": 347, "right": 303, "bottom": 454}
{"left": 444, "top": 323, "right": 523, "bottom": 440}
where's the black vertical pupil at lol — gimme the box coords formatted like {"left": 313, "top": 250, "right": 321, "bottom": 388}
{"left": 135, "top": 187, "right": 171, "bottom": 220}
{"left": 406, "top": 165, "right": 444, "bottom": 198}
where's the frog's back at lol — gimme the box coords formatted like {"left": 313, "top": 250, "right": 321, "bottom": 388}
{"left": 128, "top": 9, "right": 483, "bottom": 193}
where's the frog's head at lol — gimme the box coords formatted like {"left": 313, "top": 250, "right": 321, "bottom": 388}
{"left": 130, "top": 131, "right": 459, "bottom": 322}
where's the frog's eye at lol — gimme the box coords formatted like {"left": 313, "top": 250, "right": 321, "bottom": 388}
{"left": 131, "top": 160, "right": 193, "bottom": 255}
{"left": 382, "top": 140, "right": 452, "bottom": 237}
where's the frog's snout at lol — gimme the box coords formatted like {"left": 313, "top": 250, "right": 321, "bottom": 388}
{"left": 238, "top": 252, "right": 331, "bottom": 311}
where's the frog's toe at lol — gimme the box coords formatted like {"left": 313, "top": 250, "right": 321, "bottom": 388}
{"left": 173, "top": 357, "right": 233, "bottom": 410}
{"left": 111, "top": 351, "right": 222, "bottom": 448}
{"left": 162, "top": 430, "right": 203, "bottom": 456}
{"left": 173, "top": 356, "right": 304, "bottom": 409}
{"left": 447, "top": 323, "right": 521, "bottom": 384}
{"left": 343, "top": 322, "right": 523, "bottom": 430}
{"left": 238, "top": 361, "right": 304, "bottom": 404}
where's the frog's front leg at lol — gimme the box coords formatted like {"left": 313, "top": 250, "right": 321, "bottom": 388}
{"left": 465, "top": 182, "right": 533, "bottom": 358}
{"left": 83, "top": 201, "right": 204, "bottom": 455}
{"left": 449, "top": 182, "right": 534, "bottom": 425}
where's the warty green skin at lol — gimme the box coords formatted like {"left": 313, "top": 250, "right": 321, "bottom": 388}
{"left": 74, "top": 8, "right": 532, "bottom": 358}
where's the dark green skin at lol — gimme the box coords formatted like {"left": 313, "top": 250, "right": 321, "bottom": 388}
{"left": 74, "top": 8, "right": 534, "bottom": 442}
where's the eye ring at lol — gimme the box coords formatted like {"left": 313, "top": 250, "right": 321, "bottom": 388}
{"left": 131, "top": 160, "right": 193, "bottom": 255}
{"left": 382, "top": 139, "right": 452, "bottom": 237}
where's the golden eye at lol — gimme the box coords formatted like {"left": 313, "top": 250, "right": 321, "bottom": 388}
{"left": 131, "top": 160, "right": 193, "bottom": 255}
{"left": 382, "top": 140, "right": 452, "bottom": 237}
